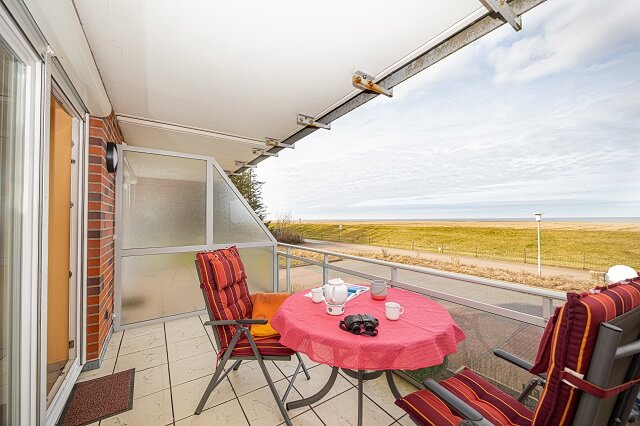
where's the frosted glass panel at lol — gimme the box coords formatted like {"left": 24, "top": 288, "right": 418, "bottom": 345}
{"left": 120, "top": 252, "right": 204, "bottom": 324}
{"left": 122, "top": 152, "right": 206, "bottom": 249}
{"left": 238, "top": 247, "right": 274, "bottom": 293}
{"left": 212, "top": 166, "right": 271, "bottom": 243}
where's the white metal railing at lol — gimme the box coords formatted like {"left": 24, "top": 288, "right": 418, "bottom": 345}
{"left": 277, "top": 243, "right": 566, "bottom": 327}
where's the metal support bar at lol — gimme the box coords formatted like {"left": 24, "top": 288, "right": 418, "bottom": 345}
{"left": 573, "top": 323, "right": 622, "bottom": 425}
{"left": 253, "top": 0, "right": 545, "bottom": 167}
{"left": 357, "top": 370, "right": 364, "bottom": 426}
{"left": 385, "top": 371, "right": 403, "bottom": 400}
{"left": 265, "top": 138, "right": 294, "bottom": 149}
{"left": 517, "top": 377, "right": 545, "bottom": 403}
{"left": 390, "top": 267, "right": 398, "bottom": 284}
{"left": 252, "top": 148, "right": 278, "bottom": 157}
{"left": 479, "top": 0, "right": 522, "bottom": 31}
{"left": 285, "top": 247, "right": 291, "bottom": 293}
{"left": 542, "top": 297, "right": 554, "bottom": 321}
{"left": 352, "top": 71, "right": 393, "bottom": 97}
{"left": 296, "top": 352, "right": 311, "bottom": 380}
{"left": 297, "top": 113, "right": 331, "bottom": 130}
{"left": 244, "top": 326, "right": 293, "bottom": 426}
{"left": 235, "top": 161, "right": 257, "bottom": 169}
{"left": 287, "top": 367, "right": 339, "bottom": 410}
{"left": 323, "top": 254, "right": 329, "bottom": 285}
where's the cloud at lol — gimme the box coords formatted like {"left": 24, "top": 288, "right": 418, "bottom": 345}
{"left": 489, "top": 0, "right": 640, "bottom": 84}
{"left": 257, "top": 1, "right": 640, "bottom": 220}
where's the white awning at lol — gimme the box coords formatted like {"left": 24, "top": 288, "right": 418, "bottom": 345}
{"left": 67, "top": 0, "right": 544, "bottom": 172}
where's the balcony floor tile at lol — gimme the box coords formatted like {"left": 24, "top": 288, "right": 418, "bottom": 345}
{"left": 76, "top": 315, "right": 420, "bottom": 426}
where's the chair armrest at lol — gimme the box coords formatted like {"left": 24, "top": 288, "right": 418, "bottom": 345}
{"left": 423, "top": 379, "right": 493, "bottom": 425}
{"left": 493, "top": 349, "right": 533, "bottom": 372}
{"left": 204, "top": 319, "right": 268, "bottom": 326}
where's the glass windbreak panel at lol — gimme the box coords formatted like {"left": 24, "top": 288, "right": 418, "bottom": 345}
{"left": 120, "top": 252, "right": 204, "bottom": 324}
{"left": 122, "top": 151, "right": 206, "bottom": 249}
{"left": 396, "top": 269, "right": 548, "bottom": 317}
{"left": 0, "top": 37, "right": 26, "bottom": 426}
{"left": 211, "top": 166, "right": 271, "bottom": 243}
{"left": 404, "top": 294, "right": 544, "bottom": 406}
{"left": 237, "top": 247, "right": 275, "bottom": 293}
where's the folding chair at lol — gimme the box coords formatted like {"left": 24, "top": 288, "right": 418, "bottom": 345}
{"left": 395, "top": 277, "right": 640, "bottom": 425}
{"left": 194, "top": 247, "right": 310, "bottom": 426}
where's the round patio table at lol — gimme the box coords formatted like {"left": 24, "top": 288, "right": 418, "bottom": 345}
{"left": 271, "top": 285, "right": 465, "bottom": 426}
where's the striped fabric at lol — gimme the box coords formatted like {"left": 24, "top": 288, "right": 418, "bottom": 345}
{"left": 395, "top": 278, "right": 640, "bottom": 426}
{"left": 196, "top": 248, "right": 253, "bottom": 351}
{"left": 200, "top": 246, "right": 247, "bottom": 290}
{"left": 395, "top": 388, "right": 463, "bottom": 426}
{"left": 196, "top": 247, "right": 293, "bottom": 359}
{"left": 532, "top": 278, "right": 640, "bottom": 425}
{"left": 231, "top": 336, "right": 295, "bottom": 357}
{"left": 395, "top": 368, "right": 532, "bottom": 426}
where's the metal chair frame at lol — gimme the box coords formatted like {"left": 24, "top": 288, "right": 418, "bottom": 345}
{"left": 416, "top": 306, "right": 640, "bottom": 426}
{"left": 194, "top": 262, "right": 310, "bottom": 426}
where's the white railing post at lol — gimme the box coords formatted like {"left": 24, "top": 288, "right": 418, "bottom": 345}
{"left": 542, "top": 296, "right": 554, "bottom": 321}
{"left": 286, "top": 246, "right": 291, "bottom": 293}
{"left": 323, "top": 254, "right": 329, "bottom": 285}
{"left": 390, "top": 266, "right": 398, "bottom": 286}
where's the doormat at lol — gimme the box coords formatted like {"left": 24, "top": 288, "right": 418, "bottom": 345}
{"left": 57, "top": 369, "right": 135, "bottom": 426}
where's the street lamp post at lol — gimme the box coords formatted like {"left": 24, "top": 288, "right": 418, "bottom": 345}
{"left": 534, "top": 212, "right": 543, "bottom": 276}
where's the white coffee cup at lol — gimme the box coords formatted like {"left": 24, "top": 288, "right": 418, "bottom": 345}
{"left": 385, "top": 302, "right": 404, "bottom": 321}
{"left": 311, "top": 287, "right": 324, "bottom": 303}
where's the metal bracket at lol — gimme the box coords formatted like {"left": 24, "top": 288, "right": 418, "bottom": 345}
{"left": 265, "top": 138, "right": 294, "bottom": 149}
{"left": 479, "top": 0, "right": 522, "bottom": 31}
{"left": 235, "top": 161, "right": 257, "bottom": 169}
{"left": 297, "top": 114, "right": 331, "bottom": 130}
{"left": 252, "top": 148, "right": 278, "bottom": 157}
{"left": 352, "top": 71, "right": 393, "bottom": 97}
{"left": 225, "top": 170, "right": 242, "bottom": 176}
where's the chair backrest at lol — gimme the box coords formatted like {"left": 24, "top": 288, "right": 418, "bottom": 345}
{"left": 195, "top": 247, "right": 253, "bottom": 353}
{"left": 531, "top": 277, "right": 640, "bottom": 425}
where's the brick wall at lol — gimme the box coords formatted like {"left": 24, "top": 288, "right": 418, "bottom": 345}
{"left": 86, "top": 113, "right": 124, "bottom": 362}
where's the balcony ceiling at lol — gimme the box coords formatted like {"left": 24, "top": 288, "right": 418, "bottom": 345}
{"left": 71, "top": 1, "right": 486, "bottom": 171}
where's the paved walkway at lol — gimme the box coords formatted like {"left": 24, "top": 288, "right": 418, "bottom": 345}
{"left": 302, "top": 239, "right": 592, "bottom": 280}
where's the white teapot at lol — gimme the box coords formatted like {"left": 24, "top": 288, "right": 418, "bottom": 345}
{"left": 323, "top": 278, "right": 349, "bottom": 315}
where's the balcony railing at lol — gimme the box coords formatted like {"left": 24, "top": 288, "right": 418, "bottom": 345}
{"left": 277, "top": 243, "right": 567, "bottom": 401}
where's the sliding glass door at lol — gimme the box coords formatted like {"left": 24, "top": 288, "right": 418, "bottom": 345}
{"left": 0, "top": 34, "right": 27, "bottom": 426}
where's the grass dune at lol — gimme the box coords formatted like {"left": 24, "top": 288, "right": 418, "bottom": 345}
{"left": 284, "top": 221, "right": 639, "bottom": 271}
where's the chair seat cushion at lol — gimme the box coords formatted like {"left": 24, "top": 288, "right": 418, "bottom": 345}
{"left": 396, "top": 368, "right": 533, "bottom": 426}
{"left": 250, "top": 293, "right": 290, "bottom": 338}
{"left": 230, "top": 336, "right": 295, "bottom": 357}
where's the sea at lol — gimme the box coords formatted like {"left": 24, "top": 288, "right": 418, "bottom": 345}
{"left": 306, "top": 217, "right": 640, "bottom": 223}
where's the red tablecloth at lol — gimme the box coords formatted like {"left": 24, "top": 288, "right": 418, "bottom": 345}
{"left": 270, "top": 286, "right": 465, "bottom": 371}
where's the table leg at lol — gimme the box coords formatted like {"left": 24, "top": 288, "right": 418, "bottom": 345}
{"left": 385, "top": 370, "right": 402, "bottom": 400}
{"left": 357, "top": 370, "right": 364, "bottom": 426}
{"left": 286, "top": 366, "right": 339, "bottom": 410}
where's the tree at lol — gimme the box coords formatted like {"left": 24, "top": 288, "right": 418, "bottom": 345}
{"left": 230, "top": 169, "right": 267, "bottom": 220}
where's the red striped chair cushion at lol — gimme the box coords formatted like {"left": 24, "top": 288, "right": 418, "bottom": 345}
{"left": 396, "top": 368, "right": 532, "bottom": 425}
{"left": 231, "top": 336, "right": 295, "bottom": 357}
{"left": 532, "top": 278, "right": 640, "bottom": 425}
{"left": 196, "top": 249, "right": 252, "bottom": 351}
{"left": 200, "top": 246, "right": 247, "bottom": 290}
{"left": 395, "top": 389, "right": 463, "bottom": 426}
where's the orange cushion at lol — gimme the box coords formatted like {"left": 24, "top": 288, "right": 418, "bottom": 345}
{"left": 250, "top": 293, "right": 289, "bottom": 338}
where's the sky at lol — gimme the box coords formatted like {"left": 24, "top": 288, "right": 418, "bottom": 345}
{"left": 256, "top": 0, "right": 640, "bottom": 220}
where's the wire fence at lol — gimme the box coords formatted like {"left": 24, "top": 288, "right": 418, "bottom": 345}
{"left": 296, "top": 232, "right": 613, "bottom": 273}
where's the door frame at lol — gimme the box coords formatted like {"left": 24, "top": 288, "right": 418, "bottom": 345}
{"left": 0, "top": 3, "right": 45, "bottom": 425}
{"left": 42, "top": 82, "right": 89, "bottom": 426}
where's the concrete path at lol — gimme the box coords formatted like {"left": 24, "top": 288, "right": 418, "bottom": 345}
{"left": 301, "top": 239, "right": 593, "bottom": 280}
